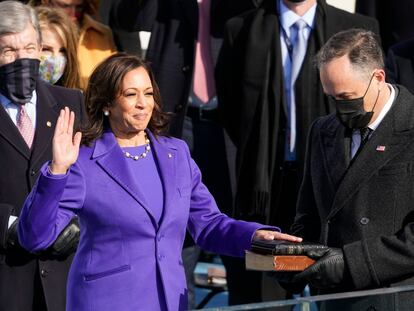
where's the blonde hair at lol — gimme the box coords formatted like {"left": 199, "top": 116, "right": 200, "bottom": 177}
{"left": 36, "top": 6, "right": 81, "bottom": 89}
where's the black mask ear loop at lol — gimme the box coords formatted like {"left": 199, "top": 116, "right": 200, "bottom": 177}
{"left": 367, "top": 73, "right": 381, "bottom": 114}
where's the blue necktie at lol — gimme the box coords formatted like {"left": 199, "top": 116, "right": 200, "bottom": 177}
{"left": 287, "top": 19, "right": 307, "bottom": 159}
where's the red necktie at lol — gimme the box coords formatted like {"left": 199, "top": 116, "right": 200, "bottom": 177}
{"left": 17, "top": 105, "right": 34, "bottom": 148}
{"left": 193, "top": 0, "right": 216, "bottom": 104}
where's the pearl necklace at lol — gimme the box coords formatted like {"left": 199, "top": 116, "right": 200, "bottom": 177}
{"left": 122, "top": 135, "right": 151, "bottom": 161}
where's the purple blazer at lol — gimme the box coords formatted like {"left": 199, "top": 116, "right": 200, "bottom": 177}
{"left": 18, "top": 130, "right": 272, "bottom": 311}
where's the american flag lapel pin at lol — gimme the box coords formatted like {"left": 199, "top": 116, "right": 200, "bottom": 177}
{"left": 376, "top": 145, "right": 386, "bottom": 152}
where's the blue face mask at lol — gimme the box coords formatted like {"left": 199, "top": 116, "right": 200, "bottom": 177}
{"left": 39, "top": 54, "right": 67, "bottom": 85}
{"left": 330, "top": 74, "right": 379, "bottom": 129}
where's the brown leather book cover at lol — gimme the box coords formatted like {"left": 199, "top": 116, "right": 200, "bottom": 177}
{"left": 245, "top": 251, "right": 315, "bottom": 271}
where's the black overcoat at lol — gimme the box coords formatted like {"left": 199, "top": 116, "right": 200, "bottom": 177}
{"left": 292, "top": 85, "right": 414, "bottom": 311}
{"left": 0, "top": 80, "right": 85, "bottom": 311}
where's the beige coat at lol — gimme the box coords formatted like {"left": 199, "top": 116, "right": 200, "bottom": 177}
{"left": 78, "top": 14, "right": 117, "bottom": 89}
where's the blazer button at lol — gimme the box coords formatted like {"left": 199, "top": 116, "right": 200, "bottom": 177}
{"left": 182, "top": 65, "right": 190, "bottom": 72}
{"left": 40, "top": 269, "right": 48, "bottom": 277}
{"left": 30, "top": 170, "right": 36, "bottom": 176}
{"left": 360, "top": 217, "right": 370, "bottom": 225}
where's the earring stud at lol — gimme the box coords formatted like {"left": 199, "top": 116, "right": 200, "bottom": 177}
{"left": 103, "top": 110, "right": 109, "bottom": 116}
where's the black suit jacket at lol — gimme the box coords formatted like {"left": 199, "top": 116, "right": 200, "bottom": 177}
{"left": 116, "top": 0, "right": 257, "bottom": 137}
{"left": 215, "top": 0, "right": 379, "bottom": 224}
{"left": 386, "top": 38, "right": 414, "bottom": 95}
{"left": 292, "top": 85, "right": 414, "bottom": 310}
{"left": 0, "top": 80, "right": 85, "bottom": 311}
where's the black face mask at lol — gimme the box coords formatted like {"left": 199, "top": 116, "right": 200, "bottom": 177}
{"left": 0, "top": 58, "right": 40, "bottom": 104}
{"left": 330, "top": 74, "right": 380, "bottom": 129}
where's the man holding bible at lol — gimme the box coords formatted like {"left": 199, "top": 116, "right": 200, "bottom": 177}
{"left": 286, "top": 28, "right": 414, "bottom": 310}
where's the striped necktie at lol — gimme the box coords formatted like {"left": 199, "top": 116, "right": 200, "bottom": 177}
{"left": 17, "top": 104, "right": 34, "bottom": 148}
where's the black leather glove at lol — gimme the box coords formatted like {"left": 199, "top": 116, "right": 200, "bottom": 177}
{"left": 293, "top": 248, "right": 349, "bottom": 289}
{"left": 47, "top": 217, "right": 80, "bottom": 257}
{"left": 268, "top": 243, "right": 330, "bottom": 294}
{"left": 6, "top": 218, "right": 19, "bottom": 249}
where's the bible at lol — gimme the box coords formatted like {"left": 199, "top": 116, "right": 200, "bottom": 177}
{"left": 245, "top": 250, "right": 315, "bottom": 271}
{"left": 246, "top": 240, "right": 329, "bottom": 271}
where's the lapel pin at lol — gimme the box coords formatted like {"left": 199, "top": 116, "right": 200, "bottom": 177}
{"left": 376, "top": 145, "right": 386, "bottom": 152}
{"left": 46, "top": 121, "right": 52, "bottom": 127}
{"left": 168, "top": 153, "right": 172, "bottom": 158}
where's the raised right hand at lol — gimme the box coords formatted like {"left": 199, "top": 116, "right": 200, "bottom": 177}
{"left": 50, "top": 107, "right": 82, "bottom": 174}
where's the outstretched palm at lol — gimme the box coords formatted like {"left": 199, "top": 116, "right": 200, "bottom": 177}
{"left": 50, "top": 107, "right": 82, "bottom": 174}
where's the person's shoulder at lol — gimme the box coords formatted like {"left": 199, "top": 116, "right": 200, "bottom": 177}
{"left": 389, "top": 38, "right": 414, "bottom": 58}
{"left": 325, "top": 4, "right": 378, "bottom": 31}
{"left": 156, "top": 135, "right": 189, "bottom": 151}
{"left": 312, "top": 113, "right": 339, "bottom": 132}
{"left": 226, "top": 1, "right": 273, "bottom": 30}
{"left": 82, "top": 14, "right": 113, "bottom": 36}
{"left": 39, "top": 80, "right": 82, "bottom": 98}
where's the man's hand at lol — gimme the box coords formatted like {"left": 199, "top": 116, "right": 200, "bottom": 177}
{"left": 253, "top": 230, "right": 303, "bottom": 243}
{"left": 293, "top": 247, "right": 349, "bottom": 289}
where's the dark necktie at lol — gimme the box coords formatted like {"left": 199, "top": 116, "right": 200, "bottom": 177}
{"left": 358, "top": 127, "right": 372, "bottom": 152}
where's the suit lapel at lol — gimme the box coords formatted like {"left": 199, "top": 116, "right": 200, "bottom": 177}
{"left": 148, "top": 132, "right": 177, "bottom": 228}
{"left": 329, "top": 91, "right": 414, "bottom": 219}
{"left": 30, "top": 81, "right": 60, "bottom": 167}
{"left": 320, "top": 120, "right": 349, "bottom": 190}
{"left": 94, "top": 131, "right": 157, "bottom": 224}
{"left": 0, "top": 103, "right": 30, "bottom": 159}
{"left": 245, "top": 3, "right": 280, "bottom": 119}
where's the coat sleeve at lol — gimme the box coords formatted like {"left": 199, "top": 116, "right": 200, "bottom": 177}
{"left": 290, "top": 119, "right": 321, "bottom": 242}
{"left": 18, "top": 162, "right": 85, "bottom": 252}
{"left": 182, "top": 142, "right": 278, "bottom": 257}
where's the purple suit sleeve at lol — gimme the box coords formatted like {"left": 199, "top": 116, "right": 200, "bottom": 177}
{"left": 18, "top": 162, "right": 85, "bottom": 252}
{"left": 185, "top": 147, "right": 279, "bottom": 257}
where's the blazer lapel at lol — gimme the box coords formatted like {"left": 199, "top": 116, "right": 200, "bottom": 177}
{"left": 30, "top": 81, "right": 60, "bottom": 167}
{"left": 329, "top": 92, "right": 414, "bottom": 219}
{"left": 244, "top": 4, "right": 280, "bottom": 120}
{"left": 320, "top": 119, "right": 349, "bottom": 190}
{"left": 94, "top": 131, "right": 157, "bottom": 224}
{"left": 148, "top": 132, "right": 177, "bottom": 228}
{"left": 0, "top": 103, "right": 30, "bottom": 159}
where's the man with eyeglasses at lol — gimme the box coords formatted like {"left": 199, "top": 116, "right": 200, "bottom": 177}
{"left": 0, "top": 2, "right": 85, "bottom": 310}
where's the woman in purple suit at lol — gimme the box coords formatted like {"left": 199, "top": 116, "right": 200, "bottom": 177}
{"left": 17, "top": 53, "right": 301, "bottom": 311}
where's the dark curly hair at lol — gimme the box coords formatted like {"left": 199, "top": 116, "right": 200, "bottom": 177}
{"left": 81, "top": 53, "right": 170, "bottom": 146}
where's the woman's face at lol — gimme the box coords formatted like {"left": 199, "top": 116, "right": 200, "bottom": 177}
{"left": 40, "top": 26, "right": 66, "bottom": 58}
{"left": 39, "top": 26, "right": 67, "bottom": 84}
{"left": 108, "top": 66, "right": 155, "bottom": 138}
